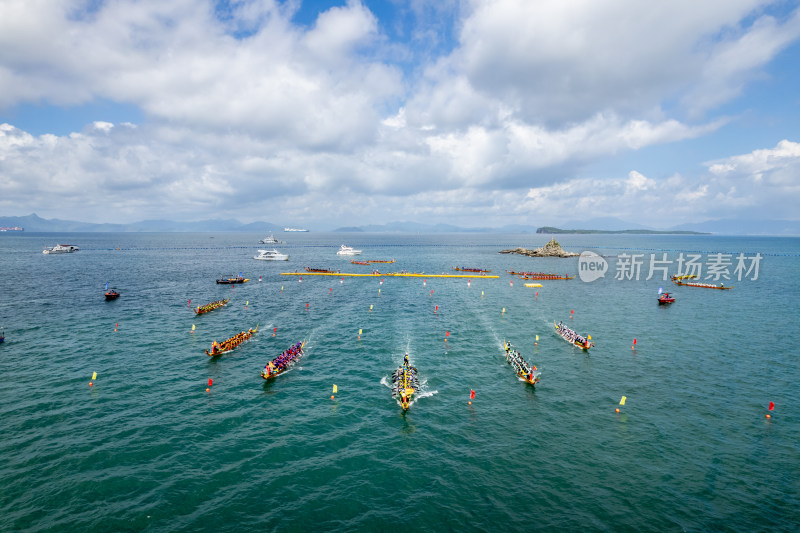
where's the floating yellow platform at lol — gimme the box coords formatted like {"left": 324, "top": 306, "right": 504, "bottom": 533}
{"left": 524, "top": 283, "right": 543, "bottom": 287}
{"left": 281, "top": 272, "right": 498, "bottom": 279}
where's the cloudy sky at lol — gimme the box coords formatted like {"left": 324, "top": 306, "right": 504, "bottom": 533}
{"left": 1, "top": 0, "right": 799, "bottom": 229}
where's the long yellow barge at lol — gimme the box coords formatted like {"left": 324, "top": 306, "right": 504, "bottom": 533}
{"left": 280, "top": 272, "right": 498, "bottom": 279}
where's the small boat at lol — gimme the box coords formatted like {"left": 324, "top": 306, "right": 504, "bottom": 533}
{"left": 259, "top": 234, "right": 283, "bottom": 244}
{"left": 254, "top": 249, "right": 289, "bottom": 261}
{"left": 216, "top": 276, "right": 250, "bottom": 284}
{"left": 391, "top": 354, "right": 419, "bottom": 410}
{"left": 658, "top": 292, "right": 675, "bottom": 304}
{"left": 194, "top": 298, "right": 229, "bottom": 315}
{"left": 524, "top": 283, "right": 543, "bottom": 288}
{"left": 336, "top": 245, "right": 362, "bottom": 256}
{"left": 503, "top": 341, "right": 540, "bottom": 385}
{"left": 104, "top": 289, "right": 120, "bottom": 301}
{"left": 518, "top": 273, "right": 574, "bottom": 280}
{"left": 671, "top": 274, "right": 698, "bottom": 281}
{"left": 453, "top": 267, "right": 491, "bottom": 273}
{"left": 261, "top": 341, "right": 306, "bottom": 379}
{"left": 205, "top": 325, "right": 258, "bottom": 356}
{"left": 351, "top": 260, "right": 370, "bottom": 265}
{"left": 43, "top": 244, "right": 80, "bottom": 254}
{"left": 305, "top": 266, "right": 336, "bottom": 273}
{"left": 672, "top": 280, "right": 733, "bottom": 290}
{"left": 369, "top": 259, "right": 395, "bottom": 264}
{"left": 554, "top": 320, "right": 594, "bottom": 350}
{"left": 284, "top": 227, "right": 309, "bottom": 232}
{"left": 0, "top": 329, "right": 4, "bottom": 344}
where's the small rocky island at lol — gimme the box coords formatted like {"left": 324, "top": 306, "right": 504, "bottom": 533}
{"left": 499, "top": 238, "right": 579, "bottom": 258}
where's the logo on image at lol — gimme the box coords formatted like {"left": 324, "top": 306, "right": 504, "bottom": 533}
{"left": 578, "top": 251, "right": 608, "bottom": 282}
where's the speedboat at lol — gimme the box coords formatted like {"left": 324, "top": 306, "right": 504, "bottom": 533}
{"left": 336, "top": 245, "right": 362, "bottom": 256}
{"left": 105, "top": 289, "right": 120, "bottom": 301}
{"left": 254, "top": 249, "right": 289, "bottom": 261}
{"left": 658, "top": 292, "right": 675, "bottom": 304}
{"left": 259, "top": 234, "right": 283, "bottom": 244}
{"left": 43, "top": 244, "right": 80, "bottom": 254}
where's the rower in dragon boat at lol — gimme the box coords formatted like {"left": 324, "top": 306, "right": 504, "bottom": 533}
{"left": 503, "top": 341, "right": 540, "bottom": 385}
{"left": 261, "top": 341, "right": 305, "bottom": 379}
{"left": 390, "top": 354, "right": 419, "bottom": 410}
{"left": 205, "top": 326, "right": 258, "bottom": 356}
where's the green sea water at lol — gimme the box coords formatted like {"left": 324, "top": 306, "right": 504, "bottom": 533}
{"left": 0, "top": 232, "right": 798, "bottom": 532}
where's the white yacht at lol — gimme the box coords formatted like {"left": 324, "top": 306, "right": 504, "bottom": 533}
{"left": 43, "top": 244, "right": 80, "bottom": 254}
{"left": 284, "top": 227, "right": 309, "bottom": 232}
{"left": 259, "top": 234, "right": 283, "bottom": 244}
{"left": 254, "top": 249, "right": 289, "bottom": 261}
{"left": 336, "top": 244, "right": 362, "bottom": 256}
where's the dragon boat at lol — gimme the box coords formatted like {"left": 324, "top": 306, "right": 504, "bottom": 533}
{"left": 672, "top": 279, "right": 732, "bottom": 290}
{"left": 350, "top": 260, "right": 371, "bottom": 265}
{"left": 369, "top": 259, "right": 395, "bottom": 264}
{"left": 216, "top": 276, "right": 249, "bottom": 284}
{"left": 503, "top": 341, "right": 540, "bottom": 385}
{"left": 671, "top": 274, "right": 698, "bottom": 281}
{"left": 453, "top": 267, "right": 492, "bottom": 273}
{"left": 205, "top": 325, "right": 258, "bottom": 356}
{"left": 518, "top": 273, "right": 575, "bottom": 280}
{"left": 305, "top": 266, "right": 337, "bottom": 273}
{"left": 194, "top": 298, "right": 229, "bottom": 315}
{"left": 554, "top": 320, "right": 593, "bottom": 350}
{"left": 391, "top": 354, "right": 419, "bottom": 410}
{"left": 261, "top": 341, "right": 305, "bottom": 379}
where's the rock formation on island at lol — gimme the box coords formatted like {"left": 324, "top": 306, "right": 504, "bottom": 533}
{"left": 499, "top": 238, "right": 579, "bottom": 258}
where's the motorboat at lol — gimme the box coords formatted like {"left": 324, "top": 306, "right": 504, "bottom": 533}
{"left": 336, "top": 245, "right": 362, "bottom": 256}
{"left": 658, "top": 292, "right": 675, "bottom": 304}
{"left": 254, "top": 249, "right": 289, "bottom": 261}
{"left": 104, "top": 289, "right": 120, "bottom": 301}
{"left": 43, "top": 244, "right": 80, "bottom": 254}
{"left": 259, "top": 234, "right": 283, "bottom": 244}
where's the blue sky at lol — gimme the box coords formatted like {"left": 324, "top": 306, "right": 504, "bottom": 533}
{"left": 1, "top": 0, "right": 799, "bottom": 229}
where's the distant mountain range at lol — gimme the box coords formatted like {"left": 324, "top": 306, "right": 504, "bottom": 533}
{"left": 1, "top": 213, "right": 799, "bottom": 235}
{"left": 0, "top": 213, "right": 285, "bottom": 233}
{"left": 536, "top": 227, "right": 709, "bottom": 235}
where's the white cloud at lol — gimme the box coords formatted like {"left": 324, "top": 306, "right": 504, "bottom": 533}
{"left": 0, "top": 1, "right": 799, "bottom": 226}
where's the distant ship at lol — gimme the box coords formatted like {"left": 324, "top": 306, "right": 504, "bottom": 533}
{"left": 284, "top": 227, "right": 309, "bottom": 232}
{"left": 0, "top": 226, "right": 23, "bottom": 232}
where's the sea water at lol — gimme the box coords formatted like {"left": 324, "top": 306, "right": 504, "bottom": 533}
{"left": 0, "top": 232, "right": 798, "bottom": 532}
